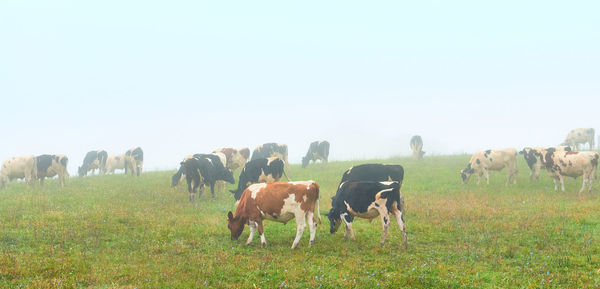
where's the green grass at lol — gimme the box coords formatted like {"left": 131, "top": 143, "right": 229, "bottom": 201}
{"left": 1, "top": 155, "right": 600, "bottom": 288}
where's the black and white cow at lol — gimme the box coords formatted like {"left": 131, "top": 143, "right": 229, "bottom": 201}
{"left": 410, "top": 135, "right": 425, "bottom": 160}
{"left": 519, "top": 146, "right": 571, "bottom": 182}
{"left": 180, "top": 155, "right": 235, "bottom": 201}
{"left": 326, "top": 181, "right": 407, "bottom": 248}
{"left": 230, "top": 157, "right": 286, "bottom": 201}
{"left": 125, "top": 147, "right": 144, "bottom": 176}
{"left": 301, "top": 141, "right": 330, "bottom": 168}
{"left": 171, "top": 153, "right": 228, "bottom": 187}
{"left": 78, "top": 150, "right": 108, "bottom": 177}
{"left": 561, "top": 128, "right": 595, "bottom": 150}
{"left": 36, "top": 154, "right": 69, "bottom": 187}
{"left": 339, "top": 164, "right": 404, "bottom": 185}
{"left": 251, "top": 143, "right": 289, "bottom": 173}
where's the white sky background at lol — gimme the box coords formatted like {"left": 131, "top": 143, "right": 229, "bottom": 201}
{"left": 1, "top": 0, "right": 599, "bottom": 175}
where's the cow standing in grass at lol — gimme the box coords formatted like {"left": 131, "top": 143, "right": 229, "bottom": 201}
{"left": 0, "top": 156, "right": 38, "bottom": 189}
{"left": 519, "top": 146, "right": 570, "bottom": 182}
{"left": 327, "top": 181, "right": 407, "bottom": 248}
{"left": 227, "top": 181, "right": 320, "bottom": 249}
{"left": 36, "top": 154, "right": 69, "bottom": 187}
{"left": 125, "top": 147, "right": 144, "bottom": 176}
{"left": 78, "top": 150, "right": 107, "bottom": 177}
{"left": 230, "top": 157, "right": 286, "bottom": 201}
{"left": 561, "top": 128, "right": 595, "bottom": 150}
{"left": 539, "top": 148, "right": 599, "bottom": 194}
{"left": 410, "top": 135, "right": 425, "bottom": 160}
{"left": 251, "top": 143, "right": 290, "bottom": 176}
{"left": 180, "top": 155, "right": 235, "bottom": 201}
{"left": 461, "top": 149, "right": 518, "bottom": 185}
{"left": 301, "top": 141, "right": 330, "bottom": 168}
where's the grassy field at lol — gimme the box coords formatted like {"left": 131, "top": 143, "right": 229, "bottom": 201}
{"left": 1, "top": 154, "right": 599, "bottom": 288}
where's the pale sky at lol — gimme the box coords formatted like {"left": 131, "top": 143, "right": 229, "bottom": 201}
{"left": 1, "top": 0, "right": 599, "bottom": 175}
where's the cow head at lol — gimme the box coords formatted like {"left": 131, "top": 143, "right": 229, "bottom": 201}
{"left": 460, "top": 163, "right": 474, "bottom": 184}
{"left": 419, "top": 151, "right": 426, "bottom": 159}
{"left": 77, "top": 165, "right": 86, "bottom": 177}
{"left": 219, "top": 169, "right": 235, "bottom": 184}
{"left": 326, "top": 206, "right": 342, "bottom": 234}
{"left": 227, "top": 211, "right": 245, "bottom": 240}
{"left": 301, "top": 156, "right": 310, "bottom": 168}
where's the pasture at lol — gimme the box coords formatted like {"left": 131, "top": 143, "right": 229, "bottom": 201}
{"left": 1, "top": 154, "right": 599, "bottom": 288}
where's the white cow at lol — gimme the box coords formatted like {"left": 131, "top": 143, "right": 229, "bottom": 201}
{"left": 0, "top": 156, "right": 38, "bottom": 188}
{"left": 539, "top": 148, "right": 599, "bottom": 194}
{"left": 460, "top": 148, "right": 518, "bottom": 185}
{"left": 104, "top": 155, "right": 128, "bottom": 174}
{"left": 562, "top": 128, "right": 595, "bottom": 150}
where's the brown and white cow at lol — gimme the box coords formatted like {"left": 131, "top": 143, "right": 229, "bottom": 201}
{"left": 519, "top": 146, "right": 571, "bottom": 182}
{"left": 460, "top": 148, "right": 518, "bottom": 185}
{"left": 227, "top": 181, "right": 321, "bottom": 249}
{"left": 0, "top": 156, "right": 38, "bottom": 188}
{"left": 213, "top": 147, "right": 250, "bottom": 171}
{"left": 36, "top": 154, "right": 69, "bottom": 187}
{"left": 562, "top": 128, "right": 595, "bottom": 150}
{"left": 539, "top": 148, "right": 599, "bottom": 194}
{"left": 104, "top": 154, "right": 127, "bottom": 174}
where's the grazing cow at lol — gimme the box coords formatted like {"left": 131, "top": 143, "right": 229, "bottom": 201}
{"left": 125, "top": 147, "right": 144, "bottom": 176}
{"left": 461, "top": 149, "right": 518, "bottom": 185}
{"left": 326, "top": 181, "right": 407, "bottom": 248}
{"left": 78, "top": 150, "right": 108, "bottom": 177}
{"left": 539, "top": 148, "right": 599, "bottom": 194}
{"left": 0, "top": 156, "right": 38, "bottom": 188}
{"left": 171, "top": 153, "right": 230, "bottom": 187}
{"left": 180, "top": 155, "right": 235, "bottom": 201}
{"left": 410, "top": 135, "right": 425, "bottom": 160}
{"left": 339, "top": 164, "right": 404, "bottom": 185}
{"left": 213, "top": 147, "right": 250, "bottom": 171}
{"left": 104, "top": 154, "right": 128, "bottom": 174}
{"left": 227, "top": 181, "right": 320, "bottom": 249}
{"left": 301, "top": 141, "right": 330, "bottom": 168}
{"left": 36, "top": 154, "right": 69, "bottom": 187}
{"left": 562, "top": 128, "right": 595, "bottom": 150}
{"left": 519, "top": 146, "right": 571, "bottom": 182}
{"left": 251, "top": 143, "right": 290, "bottom": 174}
{"left": 230, "top": 157, "right": 286, "bottom": 200}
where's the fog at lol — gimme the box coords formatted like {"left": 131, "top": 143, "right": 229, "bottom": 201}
{"left": 1, "top": 1, "right": 599, "bottom": 176}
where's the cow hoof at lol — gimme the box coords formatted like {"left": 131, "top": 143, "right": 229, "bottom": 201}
{"left": 310, "top": 240, "right": 314, "bottom": 247}
{"left": 245, "top": 241, "right": 252, "bottom": 246}
{"left": 261, "top": 242, "right": 266, "bottom": 248}
{"left": 379, "top": 242, "right": 385, "bottom": 247}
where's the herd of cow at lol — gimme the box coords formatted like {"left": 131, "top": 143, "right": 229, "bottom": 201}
{"left": 0, "top": 128, "right": 597, "bottom": 249}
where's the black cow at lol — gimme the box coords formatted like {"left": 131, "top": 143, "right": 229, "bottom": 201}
{"left": 339, "top": 164, "right": 404, "bottom": 186}
{"left": 302, "top": 141, "right": 330, "bottom": 168}
{"left": 410, "top": 135, "right": 425, "bottom": 160}
{"left": 36, "top": 154, "right": 69, "bottom": 187}
{"left": 230, "top": 157, "right": 286, "bottom": 200}
{"left": 180, "top": 155, "right": 235, "bottom": 201}
{"left": 326, "top": 181, "right": 407, "bottom": 248}
{"left": 125, "top": 147, "right": 144, "bottom": 176}
{"left": 78, "top": 150, "right": 108, "bottom": 177}
{"left": 171, "top": 153, "right": 229, "bottom": 187}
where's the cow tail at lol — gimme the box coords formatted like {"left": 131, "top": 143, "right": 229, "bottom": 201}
{"left": 315, "top": 199, "right": 322, "bottom": 224}
{"left": 282, "top": 167, "right": 291, "bottom": 182}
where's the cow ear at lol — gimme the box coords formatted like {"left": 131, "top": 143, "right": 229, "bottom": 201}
{"left": 227, "top": 211, "right": 233, "bottom": 221}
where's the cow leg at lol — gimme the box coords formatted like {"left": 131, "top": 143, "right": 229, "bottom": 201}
{"left": 40, "top": 177, "right": 45, "bottom": 186}
{"left": 291, "top": 212, "right": 307, "bottom": 249}
{"left": 476, "top": 173, "right": 482, "bottom": 185}
{"left": 392, "top": 206, "right": 408, "bottom": 249}
{"left": 246, "top": 221, "right": 257, "bottom": 245}
{"left": 378, "top": 208, "right": 391, "bottom": 246}
{"left": 341, "top": 213, "right": 355, "bottom": 241}
{"left": 257, "top": 220, "right": 266, "bottom": 248}
{"left": 588, "top": 173, "right": 594, "bottom": 192}
{"left": 210, "top": 181, "right": 216, "bottom": 199}
{"left": 579, "top": 173, "right": 589, "bottom": 195}
{"left": 559, "top": 175, "right": 566, "bottom": 193}
{"left": 307, "top": 210, "right": 317, "bottom": 247}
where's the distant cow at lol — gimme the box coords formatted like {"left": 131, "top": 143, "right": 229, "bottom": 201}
{"left": 461, "top": 149, "right": 518, "bottom": 185}
{"left": 339, "top": 164, "right": 404, "bottom": 186}
{"left": 104, "top": 154, "right": 128, "bottom": 174}
{"left": 301, "top": 141, "right": 330, "bottom": 168}
{"left": 539, "top": 148, "right": 599, "bottom": 194}
{"left": 230, "top": 157, "right": 286, "bottom": 200}
{"left": 410, "top": 136, "right": 425, "bottom": 160}
{"left": 213, "top": 147, "right": 250, "bottom": 171}
{"left": 36, "top": 154, "right": 69, "bottom": 187}
{"left": 327, "top": 181, "right": 407, "bottom": 248}
{"left": 562, "top": 128, "right": 595, "bottom": 150}
{"left": 171, "top": 153, "right": 229, "bottom": 187}
{"left": 180, "top": 155, "right": 235, "bottom": 201}
{"left": 251, "top": 143, "right": 290, "bottom": 173}
{"left": 227, "top": 181, "right": 320, "bottom": 249}
{"left": 78, "top": 150, "right": 108, "bottom": 177}
{"left": 125, "top": 147, "right": 144, "bottom": 176}
{"left": 0, "top": 156, "right": 38, "bottom": 188}
{"left": 519, "top": 146, "right": 571, "bottom": 182}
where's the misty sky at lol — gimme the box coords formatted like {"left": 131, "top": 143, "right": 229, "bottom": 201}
{"left": 1, "top": 0, "right": 599, "bottom": 174}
